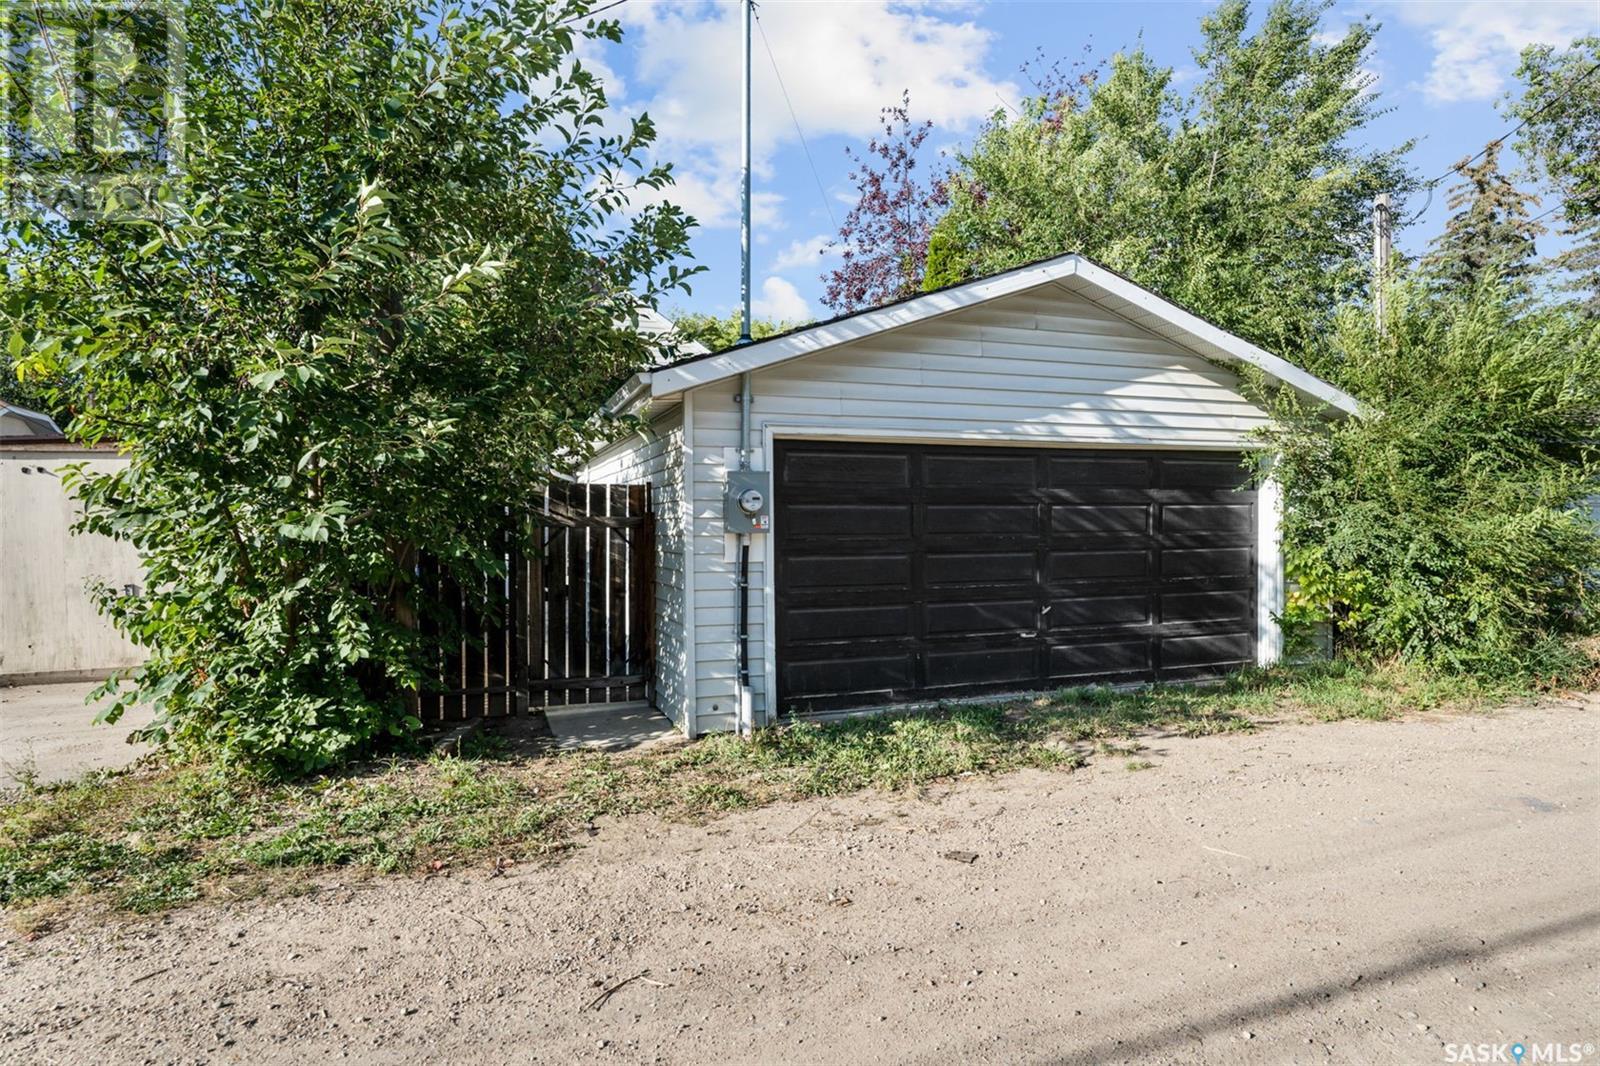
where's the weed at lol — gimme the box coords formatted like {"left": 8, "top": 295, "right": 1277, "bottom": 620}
{"left": 682, "top": 782, "right": 752, "bottom": 811}
{"left": 0, "top": 658, "right": 1557, "bottom": 921}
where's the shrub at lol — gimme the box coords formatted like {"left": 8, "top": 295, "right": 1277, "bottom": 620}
{"left": 1261, "top": 279, "right": 1600, "bottom": 674}
{"left": 2, "top": 1, "right": 694, "bottom": 772}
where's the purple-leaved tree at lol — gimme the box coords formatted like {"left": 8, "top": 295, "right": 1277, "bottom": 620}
{"left": 822, "top": 91, "right": 947, "bottom": 313}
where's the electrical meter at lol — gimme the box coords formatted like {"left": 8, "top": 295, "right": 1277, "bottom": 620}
{"left": 725, "top": 469, "right": 771, "bottom": 533}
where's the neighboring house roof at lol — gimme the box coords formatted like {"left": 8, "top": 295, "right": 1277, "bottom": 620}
{"left": 0, "top": 400, "right": 64, "bottom": 440}
{"left": 636, "top": 306, "right": 710, "bottom": 368}
{"left": 606, "top": 253, "right": 1361, "bottom": 418}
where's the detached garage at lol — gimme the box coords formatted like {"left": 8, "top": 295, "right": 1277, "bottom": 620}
{"left": 579, "top": 253, "right": 1358, "bottom": 736}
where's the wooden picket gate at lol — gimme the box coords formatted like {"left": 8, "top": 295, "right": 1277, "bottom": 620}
{"left": 417, "top": 481, "right": 654, "bottom": 720}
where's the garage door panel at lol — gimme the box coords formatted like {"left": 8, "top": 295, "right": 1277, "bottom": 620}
{"left": 1047, "top": 549, "right": 1151, "bottom": 583}
{"left": 783, "top": 554, "right": 912, "bottom": 589}
{"left": 1159, "top": 533, "right": 1257, "bottom": 552}
{"left": 782, "top": 653, "right": 914, "bottom": 697}
{"left": 924, "top": 644, "right": 1037, "bottom": 688}
{"left": 1159, "top": 631, "right": 1255, "bottom": 670}
{"left": 925, "top": 551, "right": 1035, "bottom": 586}
{"left": 1048, "top": 593, "right": 1151, "bottom": 628}
{"left": 1158, "top": 459, "right": 1252, "bottom": 489}
{"left": 783, "top": 604, "right": 914, "bottom": 642}
{"left": 775, "top": 441, "right": 1257, "bottom": 713}
{"left": 1158, "top": 633, "right": 1254, "bottom": 675}
{"left": 1051, "top": 504, "right": 1148, "bottom": 534}
{"left": 925, "top": 504, "right": 1038, "bottom": 535}
{"left": 1161, "top": 504, "right": 1253, "bottom": 534}
{"left": 1162, "top": 547, "right": 1253, "bottom": 579}
{"left": 1048, "top": 456, "right": 1153, "bottom": 488}
{"left": 784, "top": 503, "right": 912, "bottom": 538}
{"left": 924, "top": 453, "right": 1035, "bottom": 487}
{"left": 782, "top": 449, "right": 910, "bottom": 488}
{"left": 1162, "top": 588, "right": 1253, "bottom": 624}
{"left": 926, "top": 599, "right": 1037, "bottom": 635}
{"left": 1048, "top": 638, "right": 1152, "bottom": 679}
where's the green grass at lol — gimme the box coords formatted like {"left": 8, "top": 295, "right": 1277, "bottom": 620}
{"left": 0, "top": 659, "right": 1557, "bottom": 924}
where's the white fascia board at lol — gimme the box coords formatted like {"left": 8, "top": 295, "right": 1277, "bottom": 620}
{"left": 648, "top": 253, "right": 1362, "bottom": 418}
{"left": 649, "top": 255, "right": 1086, "bottom": 396}
{"left": 600, "top": 372, "right": 653, "bottom": 418}
{"left": 1068, "top": 259, "right": 1362, "bottom": 417}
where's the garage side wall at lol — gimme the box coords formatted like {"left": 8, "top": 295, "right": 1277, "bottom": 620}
{"left": 577, "top": 406, "right": 690, "bottom": 730}
{"left": 0, "top": 445, "right": 143, "bottom": 682}
{"left": 685, "top": 284, "right": 1280, "bottom": 731}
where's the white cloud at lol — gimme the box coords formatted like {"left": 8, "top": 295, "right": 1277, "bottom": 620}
{"left": 1387, "top": 1, "right": 1597, "bottom": 104}
{"left": 770, "top": 233, "right": 841, "bottom": 273}
{"left": 628, "top": 172, "right": 784, "bottom": 231}
{"left": 609, "top": 0, "right": 1018, "bottom": 228}
{"left": 752, "top": 275, "right": 811, "bottom": 321}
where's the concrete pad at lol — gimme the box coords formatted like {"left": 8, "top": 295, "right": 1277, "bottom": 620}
{"left": 544, "top": 702, "right": 680, "bottom": 752}
{"left": 0, "top": 681, "right": 154, "bottom": 788}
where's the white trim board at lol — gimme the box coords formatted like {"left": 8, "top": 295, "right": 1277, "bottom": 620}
{"left": 761, "top": 422, "right": 1268, "bottom": 451}
{"left": 650, "top": 254, "right": 1360, "bottom": 417}
{"left": 680, "top": 388, "right": 699, "bottom": 738}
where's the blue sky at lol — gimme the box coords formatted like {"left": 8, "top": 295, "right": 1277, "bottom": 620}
{"left": 587, "top": 0, "right": 1600, "bottom": 321}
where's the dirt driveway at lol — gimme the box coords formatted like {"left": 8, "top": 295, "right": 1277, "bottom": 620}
{"left": 2, "top": 697, "right": 1597, "bottom": 1064}
{"left": 0, "top": 682, "right": 153, "bottom": 789}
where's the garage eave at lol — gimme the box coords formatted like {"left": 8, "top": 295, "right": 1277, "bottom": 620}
{"left": 647, "top": 254, "right": 1362, "bottom": 418}
{"left": 600, "top": 372, "right": 652, "bottom": 418}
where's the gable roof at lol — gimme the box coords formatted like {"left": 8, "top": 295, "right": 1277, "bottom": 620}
{"left": 619, "top": 253, "right": 1359, "bottom": 417}
{"left": 0, "top": 399, "right": 64, "bottom": 440}
{"left": 636, "top": 306, "right": 709, "bottom": 366}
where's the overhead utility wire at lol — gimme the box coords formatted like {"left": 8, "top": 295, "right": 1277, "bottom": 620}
{"left": 1528, "top": 201, "right": 1564, "bottom": 227}
{"left": 1525, "top": 196, "right": 1598, "bottom": 228}
{"left": 754, "top": 7, "right": 839, "bottom": 232}
{"left": 1403, "top": 59, "right": 1600, "bottom": 226}
{"left": 560, "top": 0, "right": 627, "bottom": 26}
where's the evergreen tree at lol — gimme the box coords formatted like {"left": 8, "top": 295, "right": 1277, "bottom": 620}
{"left": 1424, "top": 142, "right": 1545, "bottom": 295}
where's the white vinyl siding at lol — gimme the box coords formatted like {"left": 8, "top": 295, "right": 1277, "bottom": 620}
{"left": 577, "top": 406, "right": 689, "bottom": 729}
{"left": 685, "top": 284, "right": 1276, "bottom": 728}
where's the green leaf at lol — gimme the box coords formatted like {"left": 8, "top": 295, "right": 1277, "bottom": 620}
{"left": 248, "top": 369, "right": 286, "bottom": 392}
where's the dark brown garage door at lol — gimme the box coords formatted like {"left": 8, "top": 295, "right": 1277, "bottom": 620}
{"left": 774, "top": 441, "right": 1257, "bottom": 715}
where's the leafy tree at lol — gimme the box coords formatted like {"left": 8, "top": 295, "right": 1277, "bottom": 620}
{"left": 669, "top": 311, "right": 794, "bottom": 352}
{"left": 1507, "top": 36, "right": 1600, "bottom": 314}
{"left": 921, "top": 226, "right": 969, "bottom": 292}
{"left": 1, "top": 0, "right": 695, "bottom": 771}
{"left": 1261, "top": 280, "right": 1600, "bottom": 673}
{"left": 930, "top": 0, "right": 1412, "bottom": 369}
{"left": 1424, "top": 141, "right": 1545, "bottom": 295}
{"left": 823, "top": 91, "right": 947, "bottom": 313}
{"left": 0, "top": 367, "right": 59, "bottom": 422}
{"left": 3, "top": 266, "right": 79, "bottom": 424}
{"left": 918, "top": 48, "right": 1103, "bottom": 295}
